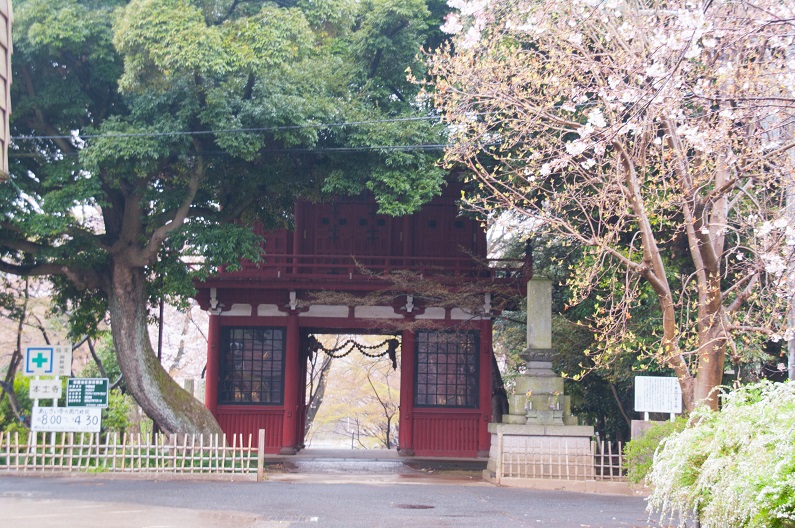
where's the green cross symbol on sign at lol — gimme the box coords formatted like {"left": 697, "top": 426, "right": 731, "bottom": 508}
{"left": 32, "top": 353, "right": 48, "bottom": 368}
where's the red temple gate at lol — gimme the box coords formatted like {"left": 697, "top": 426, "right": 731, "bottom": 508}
{"left": 195, "top": 185, "right": 528, "bottom": 457}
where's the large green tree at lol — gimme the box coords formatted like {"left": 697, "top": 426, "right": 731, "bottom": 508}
{"left": 1, "top": 0, "right": 446, "bottom": 434}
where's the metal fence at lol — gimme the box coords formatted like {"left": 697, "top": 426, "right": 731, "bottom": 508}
{"left": 0, "top": 430, "right": 266, "bottom": 478}
{"left": 497, "top": 439, "right": 626, "bottom": 482}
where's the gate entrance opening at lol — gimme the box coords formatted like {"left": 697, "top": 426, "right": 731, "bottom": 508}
{"left": 303, "top": 333, "right": 401, "bottom": 450}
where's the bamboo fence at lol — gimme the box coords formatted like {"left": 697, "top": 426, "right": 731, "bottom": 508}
{"left": 499, "top": 439, "right": 626, "bottom": 482}
{"left": 0, "top": 430, "right": 262, "bottom": 476}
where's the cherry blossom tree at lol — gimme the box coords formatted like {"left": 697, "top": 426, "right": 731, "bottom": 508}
{"left": 425, "top": 0, "right": 795, "bottom": 410}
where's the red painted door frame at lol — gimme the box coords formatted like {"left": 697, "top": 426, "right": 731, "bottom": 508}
{"left": 280, "top": 312, "right": 301, "bottom": 454}
{"left": 398, "top": 329, "right": 415, "bottom": 456}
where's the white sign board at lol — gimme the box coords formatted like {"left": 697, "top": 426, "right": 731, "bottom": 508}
{"left": 29, "top": 379, "right": 62, "bottom": 399}
{"left": 634, "top": 376, "right": 682, "bottom": 414}
{"left": 23, "top": 345, "right": 72, "bottom": 376}
{"left": 31, "top": 407, "right": 102, "bottom": 433}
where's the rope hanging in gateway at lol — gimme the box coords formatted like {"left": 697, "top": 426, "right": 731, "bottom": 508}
{"left": 305, "top": 336, "right": 400, "bottom": 370}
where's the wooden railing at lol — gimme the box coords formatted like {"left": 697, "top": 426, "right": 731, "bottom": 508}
{"left": 219, "top": 254, "right": 528, "bottom": 282}
{"left": 0, "top": 430, "right": 266, "bottom": 479}
{"left": 498, "top": 440, "right": 626, "bottom": 482}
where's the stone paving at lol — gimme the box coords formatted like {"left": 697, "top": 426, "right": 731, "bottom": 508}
{"left": 0, "top": 450, "right": 666, "bottom": 528}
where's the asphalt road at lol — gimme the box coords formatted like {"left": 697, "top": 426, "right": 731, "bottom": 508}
{"left": 0, "top": 473, "right": 671, "bottom": 528}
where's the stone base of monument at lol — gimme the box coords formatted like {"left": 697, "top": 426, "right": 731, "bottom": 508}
{"left": 485, "top": 423, "right": 595, "bottom": 479}
{"left": 501, "top": 355, "right": 581, "bottom": 426}
{"left": 486, "top": 348, "right": 595, "bottom": 483}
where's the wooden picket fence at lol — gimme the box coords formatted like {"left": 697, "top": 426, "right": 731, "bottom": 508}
{"left": 592, "top": 440, "right": 625, "bottom": 481}
{"left": 0, "top": 430, "right": 265, "bottom": 477}
{"left": 498, "top": 440, "right": 626, "bottom": 482}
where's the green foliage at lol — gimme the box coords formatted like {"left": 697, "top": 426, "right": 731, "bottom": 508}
{"left": 0, "top": 275, "right": 24, "bottom": 321}
{"left": 103, "top": 389, "right": 133, "bottom": 434}
{"left": 79, "top": 334, "right": 123, "bottom": 389}
{"left": 1, "top": 420, "right": 30, "bottom": 443}
{"left": 6, "top": 0, "right": 449, "bottom": 333}
{"left": 0, "top": 376, "right": 33, "bottom": 439}
{"left": 624, "top": 416, "right": 687, "bottom": 485}
{"left": 648, "top": 381, "right": 795, "bottom": 528}
{"left": 50, "top": 280, "right": 109, "bottom": 341}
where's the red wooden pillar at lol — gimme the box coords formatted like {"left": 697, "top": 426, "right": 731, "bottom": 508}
{"left": 478, "top": 321, "right": 493, "bottom": 456}
{"left": 204, "top": 312, "right": 221, "bottom": 415}
{"left": 402, "top": 217, "right": 411, "bottom": 264}
{"left": 292, "top": 202, "right": 302, "bottom": 274}
{"left": 281, "top": 312, "right": 300, "bottom": 454}
{"left": 297, "top": 335, "right": 308, "bottom": 448}
{"left": 398, "top": 329, "right": 415, "bottom": 456}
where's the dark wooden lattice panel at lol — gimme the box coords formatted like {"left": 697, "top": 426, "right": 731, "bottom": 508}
{"left": 415, "top": 331, "right": 479, "bottom": 408}
{"left": 218, "top": 327, "right": 285, "bottom": 405}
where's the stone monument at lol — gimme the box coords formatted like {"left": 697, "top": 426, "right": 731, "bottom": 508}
{"left": 485, "top": 279, "right": 595, "bottom": 481}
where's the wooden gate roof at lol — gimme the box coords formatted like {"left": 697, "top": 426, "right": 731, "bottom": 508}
{"left": 195, "top": 186, "right": 530, "bottom": 311}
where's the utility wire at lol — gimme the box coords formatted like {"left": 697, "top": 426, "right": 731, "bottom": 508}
{"left": 12, "top": 115, "right": 442, "bottom": 142}
{"left": 8, "top": 143, "right": 449, "bottom": 159}
{"left": 260, "top": 144, "right": 448, "bottom": 153}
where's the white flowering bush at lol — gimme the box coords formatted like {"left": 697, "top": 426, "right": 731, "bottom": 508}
{"left": 647, "top": 381, "right": 795, "bottom": 528}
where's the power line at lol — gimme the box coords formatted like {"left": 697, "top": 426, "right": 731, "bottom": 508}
{"left": 11, "top": 115, "right": 442, "bottom": 142}
{"left": 260, "top": 144, "right": 448, "bottom": 153}
{"left": 8, "top": 143, "right": 449, "bottom": 159}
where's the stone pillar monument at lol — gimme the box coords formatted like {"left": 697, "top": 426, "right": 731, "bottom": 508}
{"left": 485, "top": 279, "right": 594, "bottom": 481}
{"left": 502, "top": 280, "right": 577, "bottom": 426}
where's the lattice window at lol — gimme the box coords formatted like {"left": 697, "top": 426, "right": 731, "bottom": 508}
{"left": 219, "top": 327, "right": 285, "bottom": 405}
{"left": 415, "top": 331, "right": 479, "bottom": 407}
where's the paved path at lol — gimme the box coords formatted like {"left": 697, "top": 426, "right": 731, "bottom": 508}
{"left": 0, "top": 472, "right": 669, "bottom": 528}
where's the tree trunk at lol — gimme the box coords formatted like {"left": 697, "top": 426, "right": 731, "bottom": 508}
{"left": 491, "top": 353, "right": 508, "bottom": 423}
{"left": 108, "top": 262, "right": 222, "bottom": 435}
{"left": 677, "top": 373, "right": 696, "bottom": 413}
{"left": 0, "top": 278, "right": 29, "bottom": 426}
{"left": 384, "top": 414, "right": 392, "bottom": 449}
{"left": 608, "top": 382, "right": 631, "bottom": 428}
{"left": 167, "top": 308, "right": 192, "bottom": 374}
{"left": 304, "top": 354, "right": 332, "bottom": 439}
{"left": 693, "top": 332, "right": 726, "bottom": 411}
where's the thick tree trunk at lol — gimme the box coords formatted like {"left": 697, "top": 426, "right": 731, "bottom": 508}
{"left": 107, "top": 262, "right": 222, "bottom": 435}
{"left": 677, "top": 372, "right": 696, "bottom": 413}
{"left": 673, "top": 347, "right": 725, "bottom": 413}
{"left": 693, "top": 330, "right": 726, "bottom": 411}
